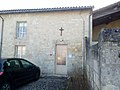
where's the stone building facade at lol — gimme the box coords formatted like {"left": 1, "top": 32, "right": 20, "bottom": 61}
{"left": 0, "top": 7, "right": 92, "bottom": 76}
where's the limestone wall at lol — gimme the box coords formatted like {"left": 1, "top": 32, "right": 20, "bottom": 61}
{"left": 99, "top": 28, "right": 120, "bottom": 90}
{"left": 88, "top": 28, "right": 120, "bottom": 90}
{"left": 86, "top": 43, "right": 100, "bottom": 90}
{"left": 100, "top": 42, "right": 120, "bottom": 90}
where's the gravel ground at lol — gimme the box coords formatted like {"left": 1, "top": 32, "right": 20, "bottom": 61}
{"left": 17, "top": 76, "right": 68, "bottom": 90}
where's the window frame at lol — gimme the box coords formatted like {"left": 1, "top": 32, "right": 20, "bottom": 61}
{"left": 15, "top": 45, "right": 26, "bottom": 58}
{"left": 16, "top": 21, "right": 27, "bottom": 39}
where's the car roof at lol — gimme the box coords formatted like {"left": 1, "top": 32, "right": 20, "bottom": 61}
{"left": 0, "top": 58, "right": 26, "bottom": 62}
{"left": 3, "top": 58, "right": 24, "bottom": 60}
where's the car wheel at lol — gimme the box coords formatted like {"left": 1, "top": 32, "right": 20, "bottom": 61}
{"left": 35, "top": 72, "right": 40, "bottom": 80}
{"left": 1, "top": 82, "right": 11, "bottom": 90}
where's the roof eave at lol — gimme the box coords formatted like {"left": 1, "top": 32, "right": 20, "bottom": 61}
{"left": 0, "top": 6, "right": 93, "bottom": 14}
{"left": 93, "top": 9, "right": 120, "bottom": 20}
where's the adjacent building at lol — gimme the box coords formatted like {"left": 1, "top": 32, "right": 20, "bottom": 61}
{"left": 93, "top": 1, "right": 120, "bottom": 41}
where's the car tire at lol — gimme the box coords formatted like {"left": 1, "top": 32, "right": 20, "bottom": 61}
{"left": 1, "top": 82, "right": 11, "bottom": 90}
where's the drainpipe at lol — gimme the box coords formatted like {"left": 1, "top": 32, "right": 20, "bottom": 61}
{"left": 0, "top": 16, "right": 4, "bottom": 58}
{"left": 80, "top": 13, "right": 85, "bottom": 75}
{"left": 88, "top": 11, "right": 93, "bottom": 89}
{"left": 82, "top": 20, "right": 85, "bottom": 74}
{"left": 88, "top": 11, "right": 92, "bottom": 48}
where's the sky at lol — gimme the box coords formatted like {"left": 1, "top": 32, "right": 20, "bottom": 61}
{"left": 0, "top": 0, "right": 119, "bottom": 10}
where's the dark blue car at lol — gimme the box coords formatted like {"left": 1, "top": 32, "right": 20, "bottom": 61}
{"left": 0, "top": 58, "right": 40, "bottom": 90}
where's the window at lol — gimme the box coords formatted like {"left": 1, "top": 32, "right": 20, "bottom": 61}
{"left": 6, "top": 60, "right": 21, "bottom": 70}
{"left": 20, "top": 60, "right": 33, "bottom": 68}
{"left": 15, "top": 45, "right": 26, "bottom": 58}
{"left": 16, "top": 21, "right": 27, "bottom": 39}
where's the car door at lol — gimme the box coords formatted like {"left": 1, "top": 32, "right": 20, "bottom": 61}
{"left": 6, "top": 59, "right": 25, "bottom": 86}
{"left": 19, "top": 59, "right": 35, "bottom": 81}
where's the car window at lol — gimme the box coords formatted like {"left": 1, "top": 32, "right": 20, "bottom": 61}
{"left": 7, "top": 60, "right": 21, "bottom": 70}
{"left": 0, "top": 63, "right": 2, "bottom": 71}
{"left": 20, "top": 60, "right": 33, "bottom": 68}
{"left": 0, "top": 63, "right": 1, "bottom": 68}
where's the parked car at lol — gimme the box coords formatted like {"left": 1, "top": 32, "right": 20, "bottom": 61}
{"left": 0, "top": 58, "right": 40, "bottom": 90}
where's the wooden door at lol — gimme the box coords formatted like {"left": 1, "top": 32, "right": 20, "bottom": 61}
{"left": 55, "top": 44, "right": 67, "bottom": 75}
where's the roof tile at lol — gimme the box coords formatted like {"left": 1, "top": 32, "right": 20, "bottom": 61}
{"left": 0, "top": 6, "right": 93, "bottom": 14}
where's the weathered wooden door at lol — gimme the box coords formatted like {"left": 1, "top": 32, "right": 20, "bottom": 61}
{"left": 55, "top": 44, "right": 67, "bottom": 75}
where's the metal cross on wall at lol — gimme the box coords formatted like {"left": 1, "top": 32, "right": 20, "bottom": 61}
{"left": 59, "top": 27, "right": 64, "bottom": 36}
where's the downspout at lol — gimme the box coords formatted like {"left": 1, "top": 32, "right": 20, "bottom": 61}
{"left": 88, "top": 11, "right": 93, "bottom": 89}
{"left": 88, "top": 11, "right": 92, "bottom": 48}
{"left": 80, "top": 13, "right": 85, "bottom": 75}
{"left": 0, "top": 16, "right": 4, "bottom": 58}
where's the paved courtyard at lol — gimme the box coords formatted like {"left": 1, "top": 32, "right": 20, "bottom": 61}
{"left": 17, "top": 76, "right": 68, "bottom": 90}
